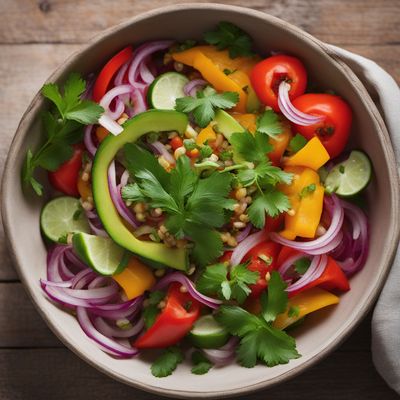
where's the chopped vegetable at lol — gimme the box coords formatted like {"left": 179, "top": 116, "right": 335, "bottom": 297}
{"left": 151, "top": 346, "right": 184, "bottom": 377}
{"left": 191, "top": 350, "right": 213, "bottom": 375}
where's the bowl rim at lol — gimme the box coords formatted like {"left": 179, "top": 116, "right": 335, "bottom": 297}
{"left": 2, "top": 3, "right": 400, "bottom": 398}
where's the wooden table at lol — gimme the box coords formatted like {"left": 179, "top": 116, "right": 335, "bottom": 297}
{"left": 0, "top": 1, "right": 399, "bottom": 398}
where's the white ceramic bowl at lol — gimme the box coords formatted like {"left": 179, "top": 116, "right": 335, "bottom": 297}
{"left": 2, "top": 4, "right": 399, "bottom": 398}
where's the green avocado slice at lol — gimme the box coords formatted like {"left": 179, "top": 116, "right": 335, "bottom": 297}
{"left": 92, "top": 110, "right": 189, "bottom": 271}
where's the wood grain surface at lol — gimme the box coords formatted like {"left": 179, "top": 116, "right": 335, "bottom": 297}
{"left": 0, "top": 0, "right": 399, "bottom": 398}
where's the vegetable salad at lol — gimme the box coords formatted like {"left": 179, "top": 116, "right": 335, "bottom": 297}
{"left": 23, "top": 22, "right": 372, "bottom": 377}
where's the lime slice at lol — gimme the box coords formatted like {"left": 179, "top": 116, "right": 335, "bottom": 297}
{"left": 188, "top": 315, "right": 229, "bottom": 349}
{"left": 324, "top": 150, "right": 372, "bottom": 197}
{"left": 72, "top": 232, "right": 127, "bottom": 276}
{"left": 148, "top": 72, "right": 189, "bottom": 110}
{"left": 40, "top": 196, "right": 90, "bottom": 242}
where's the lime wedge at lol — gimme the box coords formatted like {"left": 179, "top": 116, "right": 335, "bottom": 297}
{"left": 72, "top": 232, "right": 127, "bottom": 276}
{"left": 148, "top": 72, "right": 189, "bottom": 110}
{"left": 324, "top": 150, "right": 372, "bottom": 197}
{"left": 40, "top": 196, "right": 90, "bottom": 242}
{"left": 188, "top": 315, "right": 229, "bottom": 349}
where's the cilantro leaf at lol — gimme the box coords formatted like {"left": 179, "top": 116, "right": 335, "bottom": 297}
{"left": 256, "top": 110, "right": 282, "bottom": 138}
{"left": 260, "top": 271, "right": 288, "bottom": 323}
{"left": 121, "top": 183, "right": 146, "bottom": 203}
{"left": 215, "top": 304, "right": 300, "bottom": 368}
{"left": 256, "top": 161, "right": 293, "bottom": 186}
{"left": 191, "top": 351, "right": 213, "bottom": 375}
{"left": 151, "top": 347, "right": 183, "bottom": 378}
{"left": 196, "top": 263, "right": 258, "bottom": 304}
{"left": 248, "top": 189, "right": 291, "bottom": 228}
{"left": 143, "top": 291, "right": 165, "bottom": 329}
{"left": 230, "top": 131, "right": 272, "bottom": 163}
{"left": 294, "top": 258, "right": 311, "bottom": 275}
{"left": 288, "top": 133, "right": 307, "bottom": 153}
{"left": 22, "top": 73, "right": 103, "bottom": 195}
{"left": 203, "top": 21, "right": 254, "bottom": 58}
{"left": 175, "top": 90, "right": 239, "bottom": 128}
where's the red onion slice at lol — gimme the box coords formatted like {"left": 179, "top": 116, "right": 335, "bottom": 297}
{"left": 130, "top": 87, "right": 147, "bottom": 116}
{"left": 128, "top": 41, "right": 174, "bottom": 87}
{"left": 236, "top": 223, "right": 252, "bottom": 243}
{"left": 278, "top": 82, "right": 325, "bottom": 126}
{"left": 114, "top": 61, "right": 130, "bottom": 86}
{"left": 231, "top": 230, "right": 267, "bottom": 266}
{"left": 100, "top": 84, "right": 132, "bottom": 120}
{"left": 139, "top": 61, "right": 155, "bottom": 84}
{"left": 72, "top": 269, "right": 97, "bottom": 289}
{"left": 202, "top": 337, "right": 238, "bottom": 366}
{"left": 108, "top": 161, "right": 139, "bottom": 228}
{"left": 77, "top": 307, "right": 139, "bottom": 358}
{"left": 184, "top": 79, "right": 207, "bottom": 97}
{"left": 94, "top": 316, "right": 144, "bottom": 338}
{"left": 98, "top": 114, "right": 123, "bottom": 136}
{"left": 286, "top": 254, "right": 327, "bottom": 293}
{"left": 149, "top": 140, "right": 176, "bottom": 165}
{"left": 153, "top": 272, "right": 222, "bottom": 309}
{"left": 278, "top": 252, "right": 308, "bottom": 277}
{"left": 270, "top": 195, "right": 344, "bottom": 254}
{"left": 84, "top": 124, "right": 98, "bottom": 157}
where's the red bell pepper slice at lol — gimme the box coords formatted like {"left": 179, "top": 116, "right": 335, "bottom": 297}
{"left": 92, "top": 46, "right": 133, "bottom": 103}
{"left": 134, "top": 283, "right": 201, "bottom": 349}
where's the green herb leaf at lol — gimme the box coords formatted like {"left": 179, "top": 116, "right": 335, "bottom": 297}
{"left": 288, "top": 133, "right": 307, "bottom": 153}
{"left": 294, "top": 257, "right": 311, "bottom": 275}
{"left": 191, "top": 350, "right": 213, "bottom": 375}
{"left": 203, "top": 21, "right": 254, "bottom": 58}
{"left": 175, "top": 90, "right": 239, "bottom": 128}
{"left": 230, "top": 131, "right": 272, "bottom": 163}
{"left": 299, "top": 183, "right": 316, "bottom": 199}
{"left": 256, "top": 110, "right": 282, "bottom": 138}
{"left": 260, "top": 271, "right": 288, "bottom": 323}
{"left": 200, "top": 145, "right": 213, "bottom": 159}
{"left": 247, "top": 189, "right": 291, "bottom": 228}
{"left": 121, "top": 183, "right": 146, "bottom": 203}
{"left": 143, "top": 291, "right": 166, "bottom": 329}
{"left": 151, "top": 347, "right": 184, "bottom": 378}
{"left": 173, "top": 39, "right": 197, "bottom": 53}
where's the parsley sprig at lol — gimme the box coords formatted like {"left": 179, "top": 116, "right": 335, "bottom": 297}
{"left": 204, "top": 21, "right": 255, "bottom": 58}
{"left": 196, "top": 262, "right": 259, "bottom": 304}
{"left": 175, "top": 88, "right": 239, "bottom": 128}
{"left": 22, "top": 73, "right": 103, "bottom": 195}
{"left": 215, "top": 271, "right": 300, "bottom": 368}
{"left": 229, "top": 130, "right": 293, "bottom": 228}
{"left": 122, "top": 145, "right": 236, "bottom": 266}
{"left": 151, "top": 347, "right": 184, "bottom": 378}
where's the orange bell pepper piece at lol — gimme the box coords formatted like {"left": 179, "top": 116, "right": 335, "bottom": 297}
{"left": 268, "top": 119, "right": 292, "bottom": 166}
{"left": 113, "top": 257, "right": 156, "bottom": 299}
{"left": 273, "top": 287, "right": 339, "bottom": 330}
{"left": 279, "top": 166, "right": 324, "bottom": 239}
{"left": 232, "top": 113, "right": 257, "bottom": 132}
{"left": 77, "top": 175, "right": 92, "bottom": 201}
{"left": 196, "top": 124, "right": 217, "bottom": 145}
{"left": 284, "top": 136, "right": 330, "bottom": 170}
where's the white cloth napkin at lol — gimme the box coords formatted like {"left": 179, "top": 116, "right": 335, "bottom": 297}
{"left": 326, "top": 44, "right": 400, "bottom": 393}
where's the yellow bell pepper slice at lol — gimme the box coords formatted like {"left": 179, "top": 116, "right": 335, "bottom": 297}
{"left": 232, "top": 113, "right": 257, "bottom": 133}
{"left": 196, "top": 124, "right": 217, "bottom": 145}
{"left": 284, "top": 136, "right": 330, "bottom": 170}
{"left": 113, "top": 257, "right": 155, "bottom": 300}
{"left": 273, "top": 288, "right": 339, "bottom": 330}
{"left": 279, "top": 166, "right": 324, "bottom": 240}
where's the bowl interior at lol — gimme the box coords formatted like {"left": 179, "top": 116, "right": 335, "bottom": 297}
{"left": 2, "top": 4, "right": 399, "bottom": 398}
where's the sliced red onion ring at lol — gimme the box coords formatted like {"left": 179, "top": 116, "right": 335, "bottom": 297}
{"left": 231, "top": 230, "right": 267, "bottom": 266}
{"left": 108, "top": 161, "right": 139, "bottom": 228}
{"left": 94, "top": 316, "right": 144, "bottom": 338}
{"left": 40, "top": 279, "right": 72, "bottom": 288}
{"left": 270, "top": 195, "right": 344, "bottom": 254}
{"left": 149, "top": 140, "right": 176, "bottom": 165}
{"left": 130, "top": 87, "right": 147, "bottom": 116}
{"left": 153, "top": 272, "right": 222, "bottom": 309}
{"left": 202, "top": 337, "right": 238, "bottom": 366}
{"left": 98, "top": 114, "right": 123, "bottom": 136}
{"left": 120, "top": 169, "right": 130, "bottom": 187}
{"left": 278, "top": 81, "right": 325, "bottom": 126}
{"left": 72, "top": 269, "right": 97, "bottom": 289}
{"left": 139, "top": 61, "right": 155, "bottom": 84}
{"left": 184, "top": 79, "right": 207, "bottom": 97}
{"left": 87, "top": 218, "right": 109, "bottom": 237}
{"left": 278, "top": 252, "right": 308, "bottom": 277}
{"left": 236, "top": 223, "right": 252, "bottom": 243}
{"left": 87, "top": 297, "right": 143, "bottom": 320}
{"left": 128, "top": 41, "right": 174, "bottom": 87}
{"left": 286, "top": 254, "right": 328, "bottom": 293}
{"left": 88, "top": 276, "right": 110, "bottom": 289}
{"left": 100, "top": 84, "right": 132, "bottom": 120}
{"left": 77, "top": 307, "right": 139, "bottom": 358}
{"left": 84, "top": 124, "right": 98, "bottom": 157}
{"left": 65, "top": 248, "right": 89, "bottom": 270}
{"left": 47, "top": 245, "right": 70, "bottom": 282}
{"left": 114, "top": 61, "right": 130, "bottom": 86}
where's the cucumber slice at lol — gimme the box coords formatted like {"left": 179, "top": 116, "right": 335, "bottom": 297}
{"left": 324, "top": 150, "right": 372, "bottom": 197}
{"left": 148, "top": 72, "right": 189, "bottom": 110}
{"left": 188, "top": 314, "right": 229, "bottom": 349}
{"left": 40, "top": 196, "right": 90, "bottom": 242}
{"left": 72, "top": 232, "right": 127, "bottom": 276}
